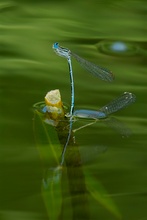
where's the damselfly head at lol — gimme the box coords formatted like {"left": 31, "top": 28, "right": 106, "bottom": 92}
{"left": 53, "top": 42, "right": 70, "bottom": 59}
{"left": 53, "top": 42, "right": 59, "bottom": 49}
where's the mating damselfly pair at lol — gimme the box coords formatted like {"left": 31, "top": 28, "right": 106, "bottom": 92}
{"left": 52, "top": 42, "right": 135, "bottom": 118}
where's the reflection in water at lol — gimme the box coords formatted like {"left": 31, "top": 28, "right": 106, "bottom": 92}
{"left": 33, "top": 88, "right": 136, "bottom": 220}
{"left": 0, "top": 0, "right": 146, "bottom": 219}
{"left": 33, "top": 102, "right": 91, "bottom": 220}
{"left": 110, "top": 41, "right": 128, "bottom": 52}
{"left": 96, "top": 40, "right": 140, "bottom": 56}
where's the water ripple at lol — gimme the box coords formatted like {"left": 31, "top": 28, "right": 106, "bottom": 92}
{"left": 96, "top": 40, "right": 140, "bottom": 57}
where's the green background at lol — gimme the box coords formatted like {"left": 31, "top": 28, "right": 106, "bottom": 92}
{"left": 0, "top": 0, "right": 147, "bottom": 219}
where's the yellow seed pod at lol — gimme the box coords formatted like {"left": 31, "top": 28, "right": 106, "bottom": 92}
{"left": 44, "top": 89, "right": 65, "bottom": 120}
{"left": 45, "top": 89, "right": 63, "bottom": 108}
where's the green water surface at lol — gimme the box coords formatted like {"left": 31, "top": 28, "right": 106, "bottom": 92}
{"left": 0, "top": 0, "right": 147, "bottom": 220}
